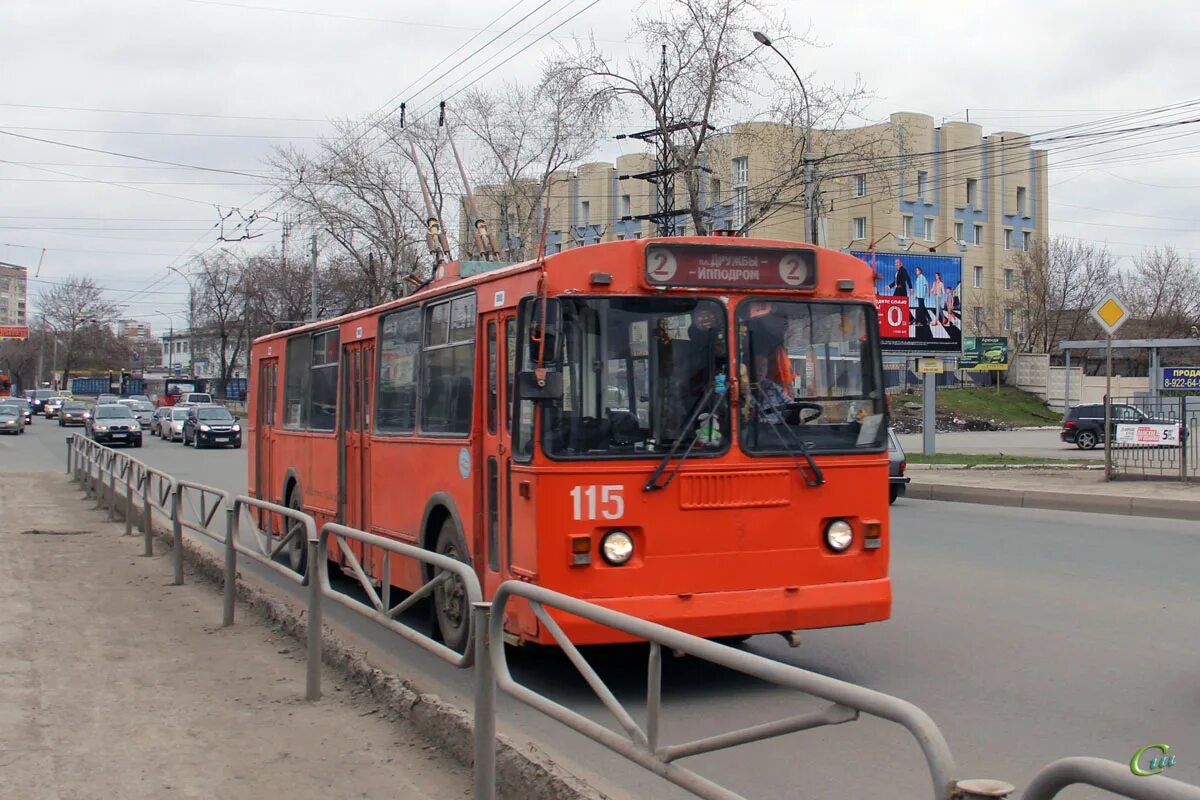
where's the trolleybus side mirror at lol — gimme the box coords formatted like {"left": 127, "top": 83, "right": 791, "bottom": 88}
{"left": 517, "top": 369, "right": 564, "bottom": 401}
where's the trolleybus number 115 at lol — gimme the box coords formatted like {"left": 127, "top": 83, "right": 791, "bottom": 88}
{"left": 570, "top": 484, "right": 626, "bottom": 521}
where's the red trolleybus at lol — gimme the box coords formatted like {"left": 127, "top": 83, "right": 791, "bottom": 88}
{"left": 0, "top": 372, "right": 11, "bottom": 397}
{"left": 247, "top": 236, "right": 890, "bottom": 649}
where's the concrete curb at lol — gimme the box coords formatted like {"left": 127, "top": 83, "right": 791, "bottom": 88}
{"left": 907, "top": 482, "right": 1200, "bottom": 520}
{"left": 909, "top": 463, "right": 1103, "bottom": 471}
{"left": 142, "top": 521, "right": 602, "bottom": 800}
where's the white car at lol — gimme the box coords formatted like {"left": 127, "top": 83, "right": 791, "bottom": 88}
{"left": 161, "top": 407, "right": 190, "bottom": 441}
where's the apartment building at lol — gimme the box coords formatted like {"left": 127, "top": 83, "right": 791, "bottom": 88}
{"left": 0, "top": 262, "right": 29, "bottom": 329}
{"left": 467, "top": 112, "right": 1048, "bottom": 341}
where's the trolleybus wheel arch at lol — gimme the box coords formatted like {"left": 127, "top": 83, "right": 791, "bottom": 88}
{"left": 282, "top": 481, "right": 307, "bottom": 575}
{"left": 432, "top": 517, "right": 471, "bottom": 654}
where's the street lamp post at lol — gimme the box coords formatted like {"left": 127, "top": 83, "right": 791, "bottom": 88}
{"left": 753, "top": 31, "right": 818, "bottom": 246}
{"left": 167, "top": 266, "right": 197, "bottom": 379}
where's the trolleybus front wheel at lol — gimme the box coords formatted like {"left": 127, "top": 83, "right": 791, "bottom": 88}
{"left": 432, "top": 518, "right": 470, "bottom": 654}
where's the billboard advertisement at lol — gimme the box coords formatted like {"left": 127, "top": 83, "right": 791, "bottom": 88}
{"left": 961, "top": 336, "right": 1009, "bottom": 371}
{"left": 0, "top": 325, "right": 29, "bottom": 341}
{"left": 852, "top": 251, "right": 962, "bottom": 356}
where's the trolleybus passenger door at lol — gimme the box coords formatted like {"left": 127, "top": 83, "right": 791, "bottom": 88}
{"left": 254, "top": 357, "right": 278, "bottom": 505}
{"left": 338, "top": 340, "right": 376, "bottom": 574}
{"left": 480, "top": 314, "right": 514, "bottom": 597}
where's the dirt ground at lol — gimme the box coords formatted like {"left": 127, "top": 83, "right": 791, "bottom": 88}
{"left": 0, "top": 472, "right": 472, "bottom": 800}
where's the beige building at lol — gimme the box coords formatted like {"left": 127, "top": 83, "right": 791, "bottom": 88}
{"left": 468, "top": 112, "right": 1048, "bottom": 342}
{"left": 0, "top": 262, "right": 29, "bottom": 329}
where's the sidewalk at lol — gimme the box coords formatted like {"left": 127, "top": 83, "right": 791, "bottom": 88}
{"left": 0, "top": 472, "right": 471, "bottom": 800}
{"left": 907, "top": 466, "right": 1200, "bottom": 520}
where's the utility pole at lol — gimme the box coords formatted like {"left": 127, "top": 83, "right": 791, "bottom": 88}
{"left": 309, "top": 234, "right": 318, "bottom": 322}
{"left": 616, "top": 44, "right": 711, "bottom": 237}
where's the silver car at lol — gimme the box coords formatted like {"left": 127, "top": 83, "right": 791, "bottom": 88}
{"left": 161, "top": 407, "right": 189, "bottom": 441}
{"left": 0, "top": 405, "right": 25, "bottom": 434}
{"left": 128, "top": 401, "right": 156, "bottom": 426}
{"left": 888, "top": 428, "right": 910, "bottom": 505}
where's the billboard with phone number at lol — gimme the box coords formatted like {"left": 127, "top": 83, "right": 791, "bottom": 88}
{"left": 852, "top": 251, "right": 962, "bottom": 356}
{"left": 1161, "top": 367, "right": 1200, "bottom": 391}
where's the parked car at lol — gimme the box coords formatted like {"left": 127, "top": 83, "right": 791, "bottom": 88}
{"left": 25, "top": 388, "right": 56, "bottom": 415}
{"left": 161, "top": 407, "right": 189, "bottom": 441}
{"left": 888, "top": 428, "right": 909, "bottom": 504}
{"left": 0, "top": 405, "right": 25, "bottom": 434}
{"left": 1060, "top": 403, "right": 1179, "bottom": 450}
{"left": 43, "top": 396, "right": 65, "bottom": 418}
{"left": 86, "top": 403, "right": 143, "bottom": 447}
{"left": 151, "top": 406, "right": 173, "bottom": 437}
{"left": 0, "top": 397, "right": 32, "bottom": 425}
{"left": 182, "top": 404, "right": 241, "bottom": 449}
{"left": 58, "top": 400, "right": 90, "bottom": 427}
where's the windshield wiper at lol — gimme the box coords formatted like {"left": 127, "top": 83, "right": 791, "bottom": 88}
{"left": 751, "top": 384, "right": 825, "bottom": 487}
{"left": 643, "top": 375, "right": 727, "bottom": 492}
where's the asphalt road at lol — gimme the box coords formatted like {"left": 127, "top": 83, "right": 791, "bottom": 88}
{"left": 5, "top": 418, "right": 1197, "bottom": 798}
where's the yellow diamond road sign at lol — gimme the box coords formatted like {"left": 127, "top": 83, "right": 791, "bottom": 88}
{"left": 1090, "top": 291, "right": 1130, "bottom": 335}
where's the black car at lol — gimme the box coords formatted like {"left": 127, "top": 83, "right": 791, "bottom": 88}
{"left": 888, "top": 428, "right": 909, "bottom": 504}
{"left": 182, "top": 404, "right": 242, "bottom": 449}
{"left": 58, "top": 401, "right": 90, "bottom": 427}
{"left": 86, "top": 403, "right": 143, "bottom": 447}
{"left": 25, "top": 388, "right": 56, "bottom": 416}
{"left": 1060, "top": 403, "right": 1177, "bottom": 450}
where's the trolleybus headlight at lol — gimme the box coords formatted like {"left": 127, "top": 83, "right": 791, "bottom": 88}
{"left": 824, "top": 519, "right": 854, "bottom": 552}
{"left": 600, "top": 530, "right": 634, "bottom": 565}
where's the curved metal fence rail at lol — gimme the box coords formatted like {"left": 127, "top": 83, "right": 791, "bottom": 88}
{"left": 319, "top": 522, "right": 482, "bottom": 668}
{"left": 1023, "top": 757, "right": 1200, "bottom": 800}
{"left": 483, "top": 581, "right": 958, "bottom": 800}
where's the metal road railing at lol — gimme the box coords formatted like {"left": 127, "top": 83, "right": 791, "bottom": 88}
{"left": 319, "top": 522, "right": 482, "bottom": 668}
{"left": 63, "top": 436, "right": 1200, "bottom": 800}
{"left": 1023, "top": 758, "right": 1200, "bottom": 800}
{"left": 480, "top": 582, "right": 956, "bottom": 800}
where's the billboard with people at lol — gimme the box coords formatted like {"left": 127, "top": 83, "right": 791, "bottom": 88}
{"left": 851, "top": 250, "right": 963, "bottom": 355}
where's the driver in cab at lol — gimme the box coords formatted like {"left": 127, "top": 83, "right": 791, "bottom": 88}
{"left": 751, "top": 347, "right": 795, "bottom": 424}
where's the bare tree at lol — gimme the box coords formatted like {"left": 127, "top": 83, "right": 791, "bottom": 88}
{"left": 563, "top": 0, "right": 882, "bottom": 236}
{"left": 456, "top": 60, "right": 612, "bottom": 260}
{"left": 36, "top": 276, "right": 119, "bottom": 383}
{"left": 191, "top": 251, "right": 251, "bottom": 393}
{"left": 1014, "top": 236, "right": 1117, "bottom": 354}
{"left": 1120, "top": 245, "right": 1200, "bottom": 339}
{"left": 0, "top": 334, "right": 38, "bottom": 393}
{"left": 269, "top": 118, "right": 443, "bottom": 307}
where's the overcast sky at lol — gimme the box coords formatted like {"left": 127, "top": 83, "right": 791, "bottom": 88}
{"left": 3, "top": 0, "right": 1199, "bottom": 328}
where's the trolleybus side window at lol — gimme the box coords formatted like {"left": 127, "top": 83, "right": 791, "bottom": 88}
{"left": 420, "top": 293, "right": 476, "bottom": 436}
{"left": 309, "top": 328, "right": 340, "bottom": 431}
{"left": 283, "top": 334, "right": 310, "bottom": 429}
{"left": 376, "top": 307, "right": 421, "bottom": 433}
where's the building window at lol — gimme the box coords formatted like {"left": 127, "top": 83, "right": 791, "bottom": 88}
{"left": 966, "top": 178, "right": 978, "bottom": 207}
{"left": 973, "top": 265, "right": 984, "bottom": 289}
{"left": 1003, "top": 309, "right": 1014, "bottom": 331}
{"left": 853, "top": 173, "right": 866, "bottom": 197}
{"left": 974, "top": 224, "right": 983, "bottom": 246}
{"left": 308, "top": 328, "right": 339, "bottom": 432}
{"left": 853, "top": 217, "right": 867, "bottom": 239}
{"left": 621, "top": 194, "right": 631, "bottom": 219}
{"left": 1016, "top": 186, "right": 1027, "bottom": 216}
{"left": 1023, "top": 231, "right": 1032, "bottom": 251}
{"left": 973, "top": 307, "right": 984, "bottom": 330}
{"left": 1004, "top": 268, "right": 1014, "bottom": 290}
{"left": 917, "top": 171, "right": 930, "bottom": 202}
{"left": 1003, "top": 229, "right": 1013, "bottom": 250}
{"left": 420, "top": 293, "right": 476, "bottom": 436}
{"left": 732, "top": 157, "right": 749, "bottom": 229}
{"left": 377, "top": 306, "right": 421, "bottom": 433}
{"left": 580, "top": 200, "right": 590, "bottom": 227}
{"left": 901, "top": 215, "right": 913, "bottom": 239}
{"left": 709, "top": 178, "right": 721, "bottom": 206}
{"left": 954, "top": 221, "right": 964, "bottom": 243}
{"left": 923, "top": 218, "right": 935, "bottom": 241}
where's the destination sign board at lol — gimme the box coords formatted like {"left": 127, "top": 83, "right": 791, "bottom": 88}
{"left": 644, "top": 245, "right": 817, "bottom": 290}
